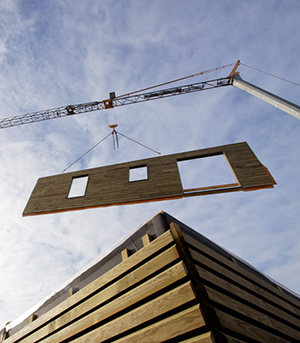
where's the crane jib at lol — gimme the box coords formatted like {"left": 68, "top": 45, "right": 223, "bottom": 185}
{"left": 0, "top": 78, "right": 231, "bottom": 129}
{"left": 1, "top": 63, "right": 300, "bottom": 129}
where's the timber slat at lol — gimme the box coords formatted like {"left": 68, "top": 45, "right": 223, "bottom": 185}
{"left": 196, "top": 262, "right": 300, "bottom": 320}
{"left": 179, "top": 331, "right": 214, "bottom": 342}
{"left": 193, "top": 255, "right": 300, "bottom": 318}
{"left": 196, "top": 264, "right": 300, "bottom": 329}
{"left": 40, "top": 261, "right": 188, "bottom": 343}
{"left": 5, "top": 230, "right": 175, "bottom": 343}
{"left": 206, "top": 285, "right": 300, "bottom": 341}
{"left": 112, "top": 305, "right": 205, "bottom": 343}
{"left": 221, "top": 333, "right": 252, "bottom": 343}
{"left": 184, "top": 233, "right": 300, "bottom": 312}
{"left": 8, "top": 212, "right": 299, "bottom": 343}
{"left": 19, "top": 248, "right": 182, "bottom": 343}
{"left": 215, "top": 308, "right": 295, "bottom": 343}
{"left": 70, "top": 281, "right": 196, "bottom": 343}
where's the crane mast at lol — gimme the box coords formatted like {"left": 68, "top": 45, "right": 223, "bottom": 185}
{"left": 232, "top": 74, "right": 300, "bottom": 120}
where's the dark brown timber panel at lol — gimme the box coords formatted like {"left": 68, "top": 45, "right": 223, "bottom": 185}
{"left": 23, "top": 142, "right": 276, "bottom": 216}
{"left": 180, "top": 231, "right": 300, "bottom": 342}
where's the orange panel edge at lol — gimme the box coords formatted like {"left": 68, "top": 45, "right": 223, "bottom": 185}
{"left": 22, "top": 142, "right": 276, "bottom": 217}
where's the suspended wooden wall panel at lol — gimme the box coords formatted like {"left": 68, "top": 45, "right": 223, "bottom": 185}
{"left": 23, "top": 142, "right": 276, "bottom": 216}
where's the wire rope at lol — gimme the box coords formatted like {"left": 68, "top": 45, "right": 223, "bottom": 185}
{"left": 116, "top": 62, "right": 237, "bottom": 98}
{"left": 63, "top": 129, "right": 160, "bottom": 173}
{"left": 63, "top": 132, "right": 111, "bottom": 172}
{"left": 240, "top": 62, "right": 300, "bottom": 88}
{"left": 117, "top": 131, "right": 161, "bottom": 155}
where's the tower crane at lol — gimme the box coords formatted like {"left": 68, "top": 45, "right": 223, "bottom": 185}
{"left": 0, "top": 61, "right": 299, "bottom": 130}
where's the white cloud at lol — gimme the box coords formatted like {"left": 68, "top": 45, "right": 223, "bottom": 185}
{"left": 1, "top": 0, "right": 300, "bottom": 330}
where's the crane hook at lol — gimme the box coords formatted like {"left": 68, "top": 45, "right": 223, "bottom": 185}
{"left": 109, "top": 124, "right": 119, "bottom": 149}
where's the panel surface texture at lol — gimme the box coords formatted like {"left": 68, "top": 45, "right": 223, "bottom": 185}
{"left": 23, "top": 142, "right": 276, "bottom": 216}
{"left": 4, "top": 212, "right": 300, "bottom": 343}
{"left": 4, "top": 224, "right": 207, "bottom": 343}
{"left": 180, "top": 228, "right": 300, "bottom": 342}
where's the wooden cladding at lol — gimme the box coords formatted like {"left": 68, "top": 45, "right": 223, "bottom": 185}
{"left": 176, "top": 224, "right": 300, "bottom": 342}
{"left": 4, "top": 213, "right": 300, "bottom": 342}
{"left": 23, "top": 142, "right": 276, "bottom": 216}
{"left": 4, "top": 230, "right": 208, "bottom": 343}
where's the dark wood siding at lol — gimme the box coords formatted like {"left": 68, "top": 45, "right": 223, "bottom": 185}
{"left": 181, "top": 229, "right": 300, "bottom": 342}
{"left": 23, "top": 142, "right": 275, "bottom": 216}
{"left": 4, "top": 212, "right": 300, "bottom": 342}
{"left": 4, "top": 230, "right": 208, "bottom": 343}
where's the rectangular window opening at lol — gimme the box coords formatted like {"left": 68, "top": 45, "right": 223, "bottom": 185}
{"left": 129, "top": 166, "right": 148, "bottom": 182}
{"left": 68, "top": 176, "right": 89, "bottom": 198}
{"left": 177, "top": 154, "right": 238, "bottom": 193}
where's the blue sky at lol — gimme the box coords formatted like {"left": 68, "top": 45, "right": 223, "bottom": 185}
{"left": 1, "top": 0, "right": 300, "bottom": 329}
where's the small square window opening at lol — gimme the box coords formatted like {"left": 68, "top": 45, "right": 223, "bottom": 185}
{"left": 68, "top": 176, "right": 89, "bottom": 198}
{"left": 129, "top": 166, "right": 148, "bottom": 182}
